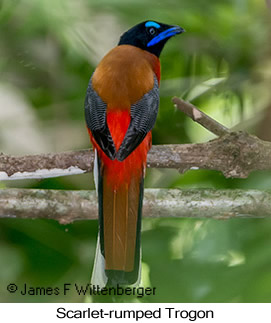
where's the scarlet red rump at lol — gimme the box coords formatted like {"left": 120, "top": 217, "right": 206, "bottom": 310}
{"left": 88, "top": 110, "right": 151, "bottom": 189}
{"left": 85, "top": 21, "right": 184, "bottom": 286}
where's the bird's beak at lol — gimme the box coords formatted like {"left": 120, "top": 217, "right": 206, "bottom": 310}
{"left": 147, "top": 24, "right": 185, "bottom": 47}
{"left": 169, "top": 25, "right": 186, "bottom": 35}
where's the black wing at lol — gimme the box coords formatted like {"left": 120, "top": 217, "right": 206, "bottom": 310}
{"left": 116, "top": 75, "right": 159, "bottom": 161}
{"left": 84, "top": 77, "right": 116, "bottom": 160}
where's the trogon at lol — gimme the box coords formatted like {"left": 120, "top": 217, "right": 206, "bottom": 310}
{"left": 84, "top": 20, "right": 184, "bottom": 287}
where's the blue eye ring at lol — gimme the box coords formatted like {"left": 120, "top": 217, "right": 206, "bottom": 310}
{"left": 145, "top": 21, "right": 161, "bottom": 29}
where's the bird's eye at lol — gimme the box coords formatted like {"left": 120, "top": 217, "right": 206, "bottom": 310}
{"left": 148, "top": 27, "right": 156, "bottom": 36}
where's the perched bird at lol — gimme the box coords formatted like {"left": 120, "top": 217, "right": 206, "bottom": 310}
{"left": 85, "top": 20, "right": 184, "bottom": 287}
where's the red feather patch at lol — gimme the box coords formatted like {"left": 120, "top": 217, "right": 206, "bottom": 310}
{"left": 88, "top": 109, "right": 151, "bottom": 189}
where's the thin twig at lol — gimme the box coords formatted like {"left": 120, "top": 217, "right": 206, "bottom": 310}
{"left": 0, "top": 188, "right": 270, "bottom": 223}
{"left": 172, "top": 96, "right": 230, "bottom": 136}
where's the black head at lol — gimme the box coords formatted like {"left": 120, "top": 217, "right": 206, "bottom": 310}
{"left": 118, "top": 20, "right": 185, "bottom": 57}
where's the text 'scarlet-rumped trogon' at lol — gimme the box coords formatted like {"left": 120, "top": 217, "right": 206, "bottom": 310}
{"left": 85, "top": 20, "right": 184, "bottom": 287}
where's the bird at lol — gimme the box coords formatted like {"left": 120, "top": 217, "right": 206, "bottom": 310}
{"left": 84, "top": 20, "right": 184, "bottom": 287}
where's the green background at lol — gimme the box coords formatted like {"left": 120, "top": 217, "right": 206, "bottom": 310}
{"left": 1, "top": 0, "right": 271, "bottom": 302}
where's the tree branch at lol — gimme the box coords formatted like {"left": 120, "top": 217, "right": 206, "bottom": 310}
{"left": 1, "top": 99, "right": 271, "bottom": 180}
{"left": 1, "top": 132, "right": 271, "bottom": 180}
{"left": 0, "top": 188, "right": 270, "bottom": 224}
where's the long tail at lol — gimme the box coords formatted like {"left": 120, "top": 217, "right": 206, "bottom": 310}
{"left": 91, "top": 152, "right": 144, "bottom": 287}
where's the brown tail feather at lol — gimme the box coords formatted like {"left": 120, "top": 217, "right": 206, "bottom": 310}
{"left": 103, "top": 174, "right": 141, "bottom": 272}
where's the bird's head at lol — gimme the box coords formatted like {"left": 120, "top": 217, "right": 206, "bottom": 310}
{"left": 118, "top": 20, "right": 185, "bottom": 57}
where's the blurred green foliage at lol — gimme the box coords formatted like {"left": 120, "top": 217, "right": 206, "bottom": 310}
{"left": 1, "top": 0, "right": 271, "bottom": 302}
